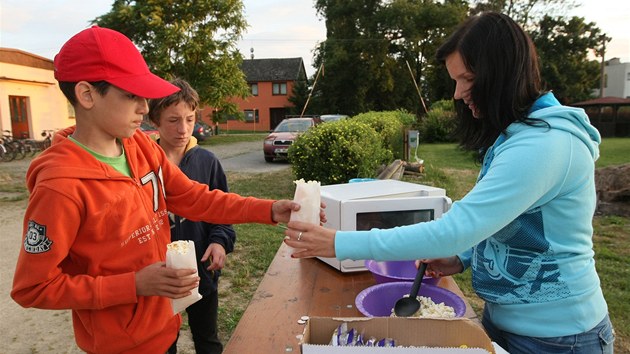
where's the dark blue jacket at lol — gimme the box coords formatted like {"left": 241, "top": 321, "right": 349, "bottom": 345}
{"left": 169, "top": 140, "right": 236, "bottom": 295}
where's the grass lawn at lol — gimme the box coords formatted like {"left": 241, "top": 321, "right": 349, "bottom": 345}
{"left": 220, "top": 137, "right": 630, "bottom": 353}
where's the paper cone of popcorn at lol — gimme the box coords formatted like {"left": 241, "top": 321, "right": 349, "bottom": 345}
{"left": 289, "top": 179, "right": 321, "bottom": 225}
{"left": 166, "top": 240, "right": 202, "bottom": 314}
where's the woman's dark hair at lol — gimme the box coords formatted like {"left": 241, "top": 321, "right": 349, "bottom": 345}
{"left": 436, "top": 12, "right": 542, "bottom": 152}
{"left": 59, "top": 81, "right": 111, "bottom": 106}
{"left": 147, "top": 78, "right": 199, "bottom": 125}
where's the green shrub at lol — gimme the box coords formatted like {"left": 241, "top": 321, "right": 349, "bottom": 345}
{"left": 418, "top": 100, "right": 457, "bottom": 143}
{"left": 430, "top": 99, "right": 455, "bottom": 112}
{"left": 289, "top": 120, "right": 392, "bottom": 185}
{"left": 392, "top": 109, "right": 417, "bottom": 126}
{"left": 353, "top": 110, "right": 415, "bottom": 159}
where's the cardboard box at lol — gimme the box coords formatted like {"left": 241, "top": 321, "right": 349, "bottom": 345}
{"left": 301, "top": 317, "right": 500, "bottom": 354}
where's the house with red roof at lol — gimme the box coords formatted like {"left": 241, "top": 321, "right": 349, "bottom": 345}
{"left": 201, "top": 57, "right": 307, "bottom": 133}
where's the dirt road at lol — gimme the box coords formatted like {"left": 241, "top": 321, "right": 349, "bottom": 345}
{"left": 0, "top": 140, "right": 284, "bottom": 354}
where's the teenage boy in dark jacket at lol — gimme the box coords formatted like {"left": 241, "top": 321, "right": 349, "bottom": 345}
{"left": 148, "top": 78, "right": 233, "bottom": 353}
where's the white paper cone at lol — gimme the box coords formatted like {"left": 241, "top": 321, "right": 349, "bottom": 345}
{"left": 290, "top": 179, "right": 321, "bottom": 225}
{"left": 166, "top": 240, "right": 202, "bottom": 314}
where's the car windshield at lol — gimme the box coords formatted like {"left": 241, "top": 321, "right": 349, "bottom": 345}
{"left": 274, "top": 120, "right": 312, "bottom": 132}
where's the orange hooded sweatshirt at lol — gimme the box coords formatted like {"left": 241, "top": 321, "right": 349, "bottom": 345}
{"left": 11, "top": 128, "right": 275, "bottom": 354}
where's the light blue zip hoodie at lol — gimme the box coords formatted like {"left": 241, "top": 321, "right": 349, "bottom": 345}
{"left": 336, "top": 92, "right": 608, "bottom": 337}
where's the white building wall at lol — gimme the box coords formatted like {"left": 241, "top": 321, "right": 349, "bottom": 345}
{"left": 0, "top": 62, "right": 74, "bottom": 138}
{"left": 604, "top": 59, "right": 630, "bottom": 98}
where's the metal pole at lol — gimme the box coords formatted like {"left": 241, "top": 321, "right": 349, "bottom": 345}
{"left": 599, "top": 35, "right": 607, "bottom": 98}
{"left": 406, "top": 60, "right": 428, "bottom": 114}
{"left": 301, "top": 62, "right": 324, "bottom": 117}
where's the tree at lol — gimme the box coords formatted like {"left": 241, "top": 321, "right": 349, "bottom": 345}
{"left": 93, "top": 0, "right": 250, "bottom": 119}
{"left": 311, "top": 0, "right": 466, "bottom": 116}
{"left": 382, "top": 0, "right": 468, "bottom": 108}
{"left": 311, "top": 0, "right": 388, "bottom": 116}
{"left": 457, "top": 1, "right": 603, "bottom": 103}
{"left": 286, "top": 77, "right": 311, "bottom": 116}
{"left": 530, "top": 15, "right": 602, "bottom": 103}
{"left": 469, "top": 0, "right": 576, "bottom": 29}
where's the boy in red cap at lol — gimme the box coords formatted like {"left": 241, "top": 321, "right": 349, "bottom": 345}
{"left": 11, "top": 26, "right": 303, "bottom": 354}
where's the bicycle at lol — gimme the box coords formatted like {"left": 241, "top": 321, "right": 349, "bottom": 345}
{"left": 0, "top": 137, "right": 11, "bottom": 162}
{"left": 40, "top": 130, "right": 54, "bottom": 150}
{"left": 19, "top": 132, "right": 39, "bottom": 157}
{"left": 1, "top": 130, "right": 25, "bottom": 161}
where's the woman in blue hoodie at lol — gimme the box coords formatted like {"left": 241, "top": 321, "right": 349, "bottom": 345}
{"left": 285, "top": 12, "right": 615, "bottom": 354}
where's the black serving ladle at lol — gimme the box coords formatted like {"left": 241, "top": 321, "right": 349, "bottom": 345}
{"left": 393, "top": 262, "right": 428, "bottom": 317}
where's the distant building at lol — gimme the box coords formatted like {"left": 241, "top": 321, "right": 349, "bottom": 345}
{"left": 0, "top": 48, "right": 74, "bottom": 139}
{"left": 601, "top": 58, "right": 630, "bottom": 99}
{"left": 203, "top": 58, "right": 307, "bottom": 133}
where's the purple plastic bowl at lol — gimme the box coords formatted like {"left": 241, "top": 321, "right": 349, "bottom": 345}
{"left": 355, "top": 281, "right": 466, "bottom": 318}
{"left": 365, "top": 260, "right": 440, "bottom": 286}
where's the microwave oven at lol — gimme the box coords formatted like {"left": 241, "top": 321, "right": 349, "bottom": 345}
{"left": 318, "top": 179, "right": 452, "bottom": 272}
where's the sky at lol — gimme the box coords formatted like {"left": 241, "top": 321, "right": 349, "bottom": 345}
{"left": 1, "top": 0, "right": 628, "bottom": 77}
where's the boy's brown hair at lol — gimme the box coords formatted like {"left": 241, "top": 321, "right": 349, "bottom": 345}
{"left": 148, "top": 78, "right": 200, "bottom": 125}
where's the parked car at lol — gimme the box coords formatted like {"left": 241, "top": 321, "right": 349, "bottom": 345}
{"left": 193, "top": 121, "right": 212, "bottom": 142}
{"left": 263, "top": 117, "right": 321, "bottom": 162}
{"left": 320, "top": 114, "right": 348, "bottom": 123}
{"left": 140, "top": 121, "right": 159, "bottom": 140}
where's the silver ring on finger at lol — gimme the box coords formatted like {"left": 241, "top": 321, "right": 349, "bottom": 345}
{"left": 297, "top": 231, "right": 303, "bottom": 241}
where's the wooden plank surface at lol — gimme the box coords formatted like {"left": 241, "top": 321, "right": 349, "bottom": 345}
{"left": 223, "top": 243, "right": 477, "bottom": 353}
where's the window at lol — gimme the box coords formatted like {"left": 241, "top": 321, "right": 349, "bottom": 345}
{"left": 244, "top": 109, "right": 259, "bottom": 123}
{"left": 250, "top": 83, "right": 259, "bottom": 96}
{"left": 272, "top": 82, "right": 287, "bottom": 95}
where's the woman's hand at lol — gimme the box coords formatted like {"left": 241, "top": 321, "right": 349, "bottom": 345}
{"left": 284, "top": 221, "right": 336, "bottom": 258}
{"left": 416, "top": 256, "right": 463, "bottom": 278}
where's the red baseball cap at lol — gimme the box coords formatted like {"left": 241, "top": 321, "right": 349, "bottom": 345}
{"left": 54, "top": 26, "right": 179, "bottom": 99}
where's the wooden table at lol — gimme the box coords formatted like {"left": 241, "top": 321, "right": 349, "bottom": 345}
{"left": 223, "top": 243, "right": 477, "bottom": 353}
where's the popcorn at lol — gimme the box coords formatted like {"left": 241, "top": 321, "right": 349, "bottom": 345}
{"left": 167, "top": 240, "right": 191, "bottom": 254}
{"left": 390, "top": 295, "right": 456, "bottom": 318}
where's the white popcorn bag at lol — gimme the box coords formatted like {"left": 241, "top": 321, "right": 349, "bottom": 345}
{"left": 290, "top": 179, "right": 321, "bottom": 225}
{"left": 165, "top": 240, "right": 202, "bottom": 314}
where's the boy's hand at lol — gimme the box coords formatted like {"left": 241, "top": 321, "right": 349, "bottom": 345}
{"left": 271, "top": 200, "right": 300, "bottom": 223}
{"left": 271, "top": 200, "right": 327, "bottom": 224}
{"left": 135, "top": 262, "right": 199, "bottom": 299}
{"left": 201, "top": 243, "right": 226, "bottom": 271}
